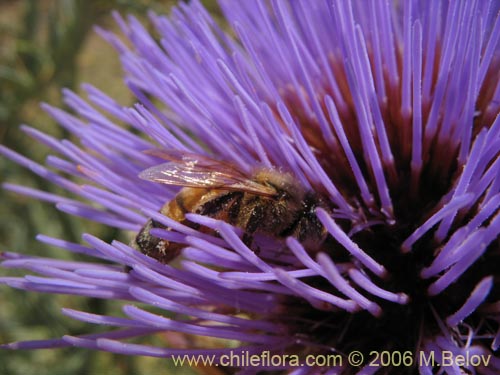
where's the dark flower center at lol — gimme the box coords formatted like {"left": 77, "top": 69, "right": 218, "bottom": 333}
{"left": 269, "top": 46, "right": 500, "bottom": 373}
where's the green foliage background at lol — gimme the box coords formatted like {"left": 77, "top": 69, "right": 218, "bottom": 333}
{"left": 0, "top": 1, "right": 219, "bottom": 374}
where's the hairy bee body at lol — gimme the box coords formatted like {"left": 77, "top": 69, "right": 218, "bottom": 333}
{"left": 133, "top": 153, "right": 329, "bottom": 264}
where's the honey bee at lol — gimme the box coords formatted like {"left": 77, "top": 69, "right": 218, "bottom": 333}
{"left": 132, "top": 150, "right": 330, "bottom": 264}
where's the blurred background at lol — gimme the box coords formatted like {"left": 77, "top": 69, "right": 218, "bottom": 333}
{"left": 0, "top": 0, "right": 219, "bottom": 374}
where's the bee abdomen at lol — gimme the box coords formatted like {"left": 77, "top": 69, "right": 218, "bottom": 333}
{"left": 132, "top": 218, "right": 183, "bottom": 264}
{"left": 197, "top": 191, "right": 244, "bottom": 223}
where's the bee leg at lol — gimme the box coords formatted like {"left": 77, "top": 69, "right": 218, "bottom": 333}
{"left": 124, "top": 265, "right": 133, "bottom": 273}
{"left": 241, "top": 203, "right": 266, "bottom": 253}
{"left": 242, "top": 233, "right": 261, "bottom": 255}
{"left": 242, "top": 232, "right": 253, "bottom": 247}
{"left": 254, "top": 245, "right": 261, "bottom": 255}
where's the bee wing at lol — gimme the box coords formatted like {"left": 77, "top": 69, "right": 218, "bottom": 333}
{"left": 140, "top": 151, "right": 277, "bottom": 197}
{"left": 144, "top": 149, "right": 212, "bottom": 163}
{"left": 144, "top": 149, "right": 245, "bottom": 173}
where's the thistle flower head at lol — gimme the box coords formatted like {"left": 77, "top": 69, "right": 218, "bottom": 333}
{"left": 2, "top": 0, "right": 500, "bottom": 374}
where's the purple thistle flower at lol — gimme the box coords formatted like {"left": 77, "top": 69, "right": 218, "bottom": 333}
{"left": 2, "top": 0, "right": 500, "bottom": 374}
